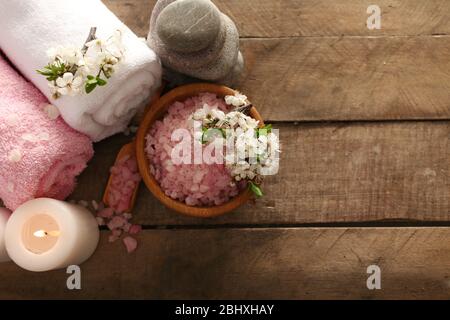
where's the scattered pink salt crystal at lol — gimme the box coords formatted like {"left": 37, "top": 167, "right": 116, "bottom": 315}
{"left": 94, "top": 149, "right": 143, "bottom": 253}
{"left": 91, "top": 200, "right": 99, "bottom": 211}
{"left": 129, "top": 224, "right": 142, "bottom": 235}
{"left": 122, "top": 213, "right": 133, "bottom": 220}
{"left": 98, "top": 207, "right": 114, "bottom": 218}
{"left": 123, "top": 222, "right": 132, "bottom": 233}
{"left": 96, "top": 217, "right": 105, "bottom": 226}
{"left": 107, "top": 215, "right": 127, "bottom": 230}
{"left": 78, "top": 200, "right": 89, "bottom": 207}
{"left": 92, "top": 200, "right": 141, "bottom": 253}
{"left": 123, "top": 236, "right": 138, "bottom": 253}
{"left": 112, "top": 228, "right": 122, "bottom": 237}
{"left": 106, "top": 154, "right": 141, "bottom": 213}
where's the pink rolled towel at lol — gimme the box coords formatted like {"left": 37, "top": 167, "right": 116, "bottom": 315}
{"left": 0, "top": 55, "right": 94, "bottom": 210}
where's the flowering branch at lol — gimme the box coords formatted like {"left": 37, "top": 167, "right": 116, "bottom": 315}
{"left": 81, "top": 27, "right": 98, "bottom": 54}
{"left": 192, "top": 93, "right": 280, "bottom": 198}
{"left": 36, "top": 28, "right": 124, "bottom": 99}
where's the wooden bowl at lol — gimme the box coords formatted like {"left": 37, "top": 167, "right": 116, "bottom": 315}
{"left": 136, "top": 83, "right": 264, "bottom": 218}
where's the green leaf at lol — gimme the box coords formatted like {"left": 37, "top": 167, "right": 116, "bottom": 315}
{"left": 96, "top": 77, "right": 107, "bottom": 86}
{"left": 264, "top": 124, "right": 273, "bottom": 132}
{"left": 201, "top": 127, "right": 209, "bottom": 144}
{"left": 86, "top": 78, "right": 98, "bottom": 85}
{"left": 249, "top": 181, "right": 263, "bottom": 198}
{"left": 37, "top": 61, "right": 67, "bottom": 81}
{"left": 258, "top": 129, "right": 268, "bottom": 137}
{"left": 257, "top": 124, "right": 273, "bottom": 138}
{"left": 36, "top": 69, "right": 53, "bottom": 76}
{"left": 85, "top": 82, "right": 97, "bottom": 94}
{"left": 201, "top": 128, "right": 226, "bottom": 144}
{"left": 87, "top": 75, "right": 95, "bottom": 80}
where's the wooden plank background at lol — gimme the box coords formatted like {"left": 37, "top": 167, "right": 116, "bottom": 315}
{"left": 2, "top": 228, "right": 450, "bottom": 299}
{"left": 106, "top": 0, "right": 450, "bottom": 121}
{"left": 72, "top": 121, "right": 450, "bottom": 225}
{"left": 1, "top": 0, "right": 449, "bottom": 300}
{"left": 105, "top": 0, "right": 450, "bottom": 37}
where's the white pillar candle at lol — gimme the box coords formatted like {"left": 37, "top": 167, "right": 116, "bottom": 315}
{"left": 5, "top": 198, "right": 99, "bottom": 272}
{"left": 0, "top": 208, "right": 11, "bottom": 262}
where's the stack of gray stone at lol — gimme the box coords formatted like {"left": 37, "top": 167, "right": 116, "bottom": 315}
{"left": 147, "top": 0, "right": 244, "bottom": 86}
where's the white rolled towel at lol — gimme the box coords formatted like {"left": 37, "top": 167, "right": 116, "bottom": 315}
{"left": 0, "top": 0, "right": 162, "bottom": 141}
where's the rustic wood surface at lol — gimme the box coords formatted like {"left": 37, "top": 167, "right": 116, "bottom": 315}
{"left": 106, "top": 0, "right": 450, "bottom": 121}
{"left": 105, "top": 0, "right": 450, "bottom": 37}
{"left": 2, "top": 228, "right": 450, "bottom": 300}
{"left": 1, "top": 0, "right": 449, "bottom": 300}
{"left": 72, "top": 122, "right": 450, "bottom": 226}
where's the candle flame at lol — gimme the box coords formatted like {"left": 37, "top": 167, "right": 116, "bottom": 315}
{"left": 33, "top": 230, "right": 46, "bottom": 238}
{"left": 33, "top": 230, "right": 60, "bottom": 238}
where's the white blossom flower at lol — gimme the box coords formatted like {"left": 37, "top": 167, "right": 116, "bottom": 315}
{"left": 47, "top": 46, "right": 84, "bottom": 66}
{"left": 225, "top": 93, "right": 248, "bottom": 107}
{"left": 85, "top": 38, "right": 106, "bottom": 54}
{"left": 55, "top": 72, "right": 83, "bottom": 96}
{"left": 85, "top": 30, "right": 124, "bottom": 60}
{"left": 190, "top": 95, "right": 280, "bottom": 193}
{"left": 38, "top": 29, "right": 125, "bottom": 98}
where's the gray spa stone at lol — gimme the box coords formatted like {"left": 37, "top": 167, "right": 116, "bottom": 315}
{"left": 156, "top": 0, "right": 221, "bottom": 53}
{"left": 148, "top": 10, "right": 227, "bottom": 70}
{"left": 149, "top": 14, "right": 238, "bottom": 79}
{"left": 185, "top": 14, "right": 239, "bottom": 80}
{"left": 219, "top": 51, "right": 244, "bottom": 86}
{"left": 147, "top": 0, "right": 244, "bottom": 83}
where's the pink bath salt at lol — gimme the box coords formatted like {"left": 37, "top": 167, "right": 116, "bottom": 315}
{"left": 123, "top": 236, "right": 138, "bottom": 253}
{"left": 110, "top": 166, "right": 120, "bottom": 175}
{"left": 121, "top": 166, "right": 132, "bottom": 180}
{"left": 96, "top": 217, "right": 105, "bottom": 226}
{"left": 116, "top": 200, "right": 129, "bottom": 214}
{"left": 97, "top": 207, "right": 114, "bottom": 218}
{"left": 193, "top": 171, "right": 205, "bottom": 184}
{"left": 129, "top": 224, "right": 142, "bottom": 235}
{"left": 107, "top": 215, "right": 127, "bottom": 230}
{"left": 107, "top": 154, "right": 142, "bottom": 213}
{"left": 122, "top": 212, "right": 133, "bottom": 220}
{"left": 112, "top": 228, "right": 122, "bottom": 237}
{"left": 131, "top": 173, "right": 141, "bottom": 182}
{"left": 125, "top": 183, "right": 135, "bottom": 191}
{"left": 119, "top": 154, "right": 131, "bottom": 163}
{"left": 126, "top": 159, "right": 138, "bottom": 172}
{"left": 123, "top": 222, "right": 132, "bottom": 233}
{"left": 145, "top": 93, "right": 243, "bottom": 207}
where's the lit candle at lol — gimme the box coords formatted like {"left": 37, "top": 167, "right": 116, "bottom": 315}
{"left": 0, "top": 208, "right": 11, "bottom": 262}
{"left": 5, "top": 198, "right": 99, "bottom": 272}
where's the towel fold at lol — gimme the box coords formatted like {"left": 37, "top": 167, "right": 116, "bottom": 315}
{"left": 0, "top": 55, "right": 94, "bottom": 211}
{"left": 0, "top": 0, "right": 162, "bottom": 141}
